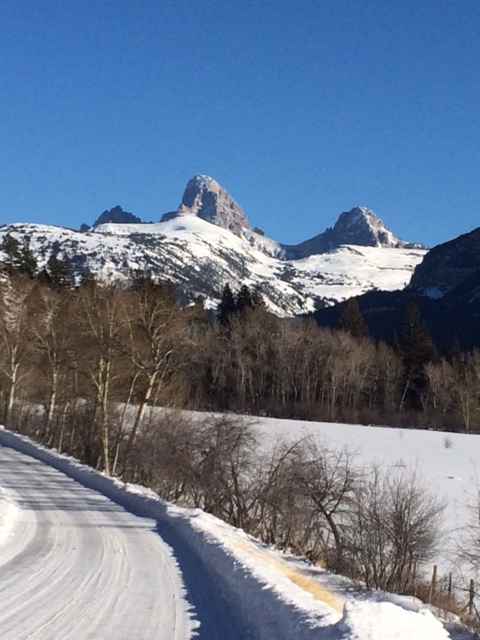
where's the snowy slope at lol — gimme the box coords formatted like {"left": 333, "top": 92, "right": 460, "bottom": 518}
{"left": 0, "top": 428, "right": 471, "bottom": 639}
{"left": 278, "top": 244, "right": 426, "bottom": 306}
{"left": 0, "top": 218, "right": 426, "bottom": 315}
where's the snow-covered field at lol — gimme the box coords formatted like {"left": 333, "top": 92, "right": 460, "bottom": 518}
{"left": 256, "top": 418, "right": 480, "bottom": 564}
{"left": 0, "top": 424, "right": 475, "bottom": 639}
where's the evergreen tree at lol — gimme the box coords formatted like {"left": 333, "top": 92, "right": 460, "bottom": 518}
{"left": 37, "top": 268, "right": 52, "bottom": 285}
{"left": 194, "top": 294, "right": 205, "bottom": 308}
{"left": 337, "top": 298, "right": 368, "bottom": 339}
{"left": 401, "top": 303, "right": 438, "bottom": 374}
{"left": 79, "top": 267, "right": 96, "bottom": 289}
{"left": 390, "top": 330, "right": 401, "bottom": 355}
{"left": 1, "top": 234, "right": 37, "bottom": 277}
{"left": 186, "top": 295, "right": 209, "bottom": 331}
{"left": 21, "top": 242, "right": 38, "bottom": 278}
{"left": 190, "top": 295, "right": 207, "bottom": 319}
{"left": 400, "top": 303, "right": 438, "bottom": 410}
{"left": 251, "top": 283, "right": 266, "bottom": 308}
{"left": 131, "top": 273, "right": 177, "bottom": 305}
{"left": 446, "top": 335, "right": 462, "bottom": 367}
{"left": 130, "top": 271, "right": 156, "bottom": 294}
{"left": 1, "top": 233, "right": 23, "bottom": 268}
{"left": 47, "top": 252, "right": 76, "bottom": 289}
{"left": 158, "top": 279, "right": 178, "bottom": 307}
{"left": 217, "top": 283, "right": 236, "bottom": 326}
{"left": 236, "top": 284, "right": 253, "bottom": 313}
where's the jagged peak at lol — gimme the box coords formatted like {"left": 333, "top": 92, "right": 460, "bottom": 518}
{"left": 181, "top": 175, "right": 221, "bottom": 208}
{"left": 189, "top": 174, "right": 215, "bottom": 188}
{"left": 342, "top": 206, "right": 381, "bottom": 224}
{"left": 93, "top": 205, "right": 142, "bottom": 228}
{"left": 162, "top": 175, "right": 251, "bottom": 236}
{"left": 333, "top": 206, "right": 401, "bottom": 248}
{"left": 282, "top": 206, "right": 424, "bottom": 259}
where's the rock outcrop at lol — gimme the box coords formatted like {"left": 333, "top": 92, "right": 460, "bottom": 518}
{"left": 93, "top": 205, "right": 142, "bottom": 228}
{"left": 282, "top": 207, "right": 424, "bottom": 259}
{"left": 161, "top": 175, "right": 251, "bottom": 236}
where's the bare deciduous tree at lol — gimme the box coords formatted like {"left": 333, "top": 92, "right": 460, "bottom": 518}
{"left": 344, "top": 465, "right": 445, "bottom": 592}
{"left": 29, "top": 286, "right": 71, "bottom": 441}
{"left": 72, "top": 284, "right": 128, "bottom": 474}
{"left": 123, "top": 281, "right": 185, "bottom": 463}
{"left": 296, "top": 440, "right": 357, "bottom": 569}
{"left": 424, "top": 359, "right": 456, "bottom": 428}
{"left": 193, "top": 414, "right": 258, "bottom": 528}
{"left": 0, "top": 275, "right": 35, "bottom": 425}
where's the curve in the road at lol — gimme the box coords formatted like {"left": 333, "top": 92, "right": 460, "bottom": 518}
{"left": 0, "top": 432, "right": 340, "bottom": 640}
{"left": 0, "top": 445, "right": 192, "bottom": 640}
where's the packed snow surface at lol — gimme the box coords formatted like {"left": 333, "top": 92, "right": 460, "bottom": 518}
{"left": 0, "top": 486, "right": 19, "bottom": 546}
{"left": 0, "top": 440, "right": 194, "bottom": 640}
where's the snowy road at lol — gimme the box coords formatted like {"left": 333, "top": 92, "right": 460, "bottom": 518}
{"left": 0, "top": 430, "right": 462, "bottom": 640}
{"left": 0, "top": 444, "right": 197, "bottom": 640}
{"left": 0, "top": 434, "right": 288, "bottom": 640}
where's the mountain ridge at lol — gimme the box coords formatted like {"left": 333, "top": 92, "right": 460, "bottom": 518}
{"left": 92, "top": 205, "right": 142, "bottom": 228}
{"left": 282, "top": 206, "right": 424, "bottom": 260}
{"left": 0, "top": 175, "right": 427, "bottom": 315}
{"left": 82, "top": 174, "right": 423, "bottom": 256}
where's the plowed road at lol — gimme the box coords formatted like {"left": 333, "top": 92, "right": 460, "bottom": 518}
{"left": 0, "top": 442, "right": 252, "bottom": 640}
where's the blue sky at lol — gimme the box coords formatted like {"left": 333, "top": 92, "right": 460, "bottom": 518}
{"left": 1, "top": 0, "right": 479, "bottom": 247}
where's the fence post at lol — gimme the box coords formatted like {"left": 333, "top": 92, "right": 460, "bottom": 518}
{"left": 429, "top": 565, "right": 437, "bottom": 604}
{"left": 469, "top": 579, "right": 474, "bottom": 616}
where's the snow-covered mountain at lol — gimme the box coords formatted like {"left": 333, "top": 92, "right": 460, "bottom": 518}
{"left": 313, "top": 224, "right": 480, "bottom": 351}
{"left": 0, "top": 176, "right": 427, "bottom": 315}
{"left": 409, "top": 226, "right": 480, "bottom": 299}
{"left": 282, "top": 207, "right": 424, "bottom": 259}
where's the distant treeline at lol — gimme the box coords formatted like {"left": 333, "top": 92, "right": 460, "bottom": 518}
{"left": 1, "top": 256, "right": 480, "bottom": 464}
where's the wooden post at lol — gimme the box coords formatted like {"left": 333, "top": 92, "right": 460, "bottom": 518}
{"left": 447, "top": 573, "right": 452, "bottom": 601}
{"left": 468, "top": 579, "right": 474, "bottom": 616}
{"left": 429, "top": 565, "right": 437, "bottom": 604}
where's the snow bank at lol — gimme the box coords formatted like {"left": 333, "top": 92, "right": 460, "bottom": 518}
{"left": 339, "top": 601, "right": 450, "bottom": 640}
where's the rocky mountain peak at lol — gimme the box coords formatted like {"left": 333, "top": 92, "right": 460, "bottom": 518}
{"left": 161, "top": 175, "right": 251, "bottom": 236}
{"left": 333, "top": 207, "right": 402, "bottom": 248}
{"left": 93, "top": 205, "right": 142, "bottom": 228}
{"left": 282, "top": 206, "right": 423, "bottom": 260}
